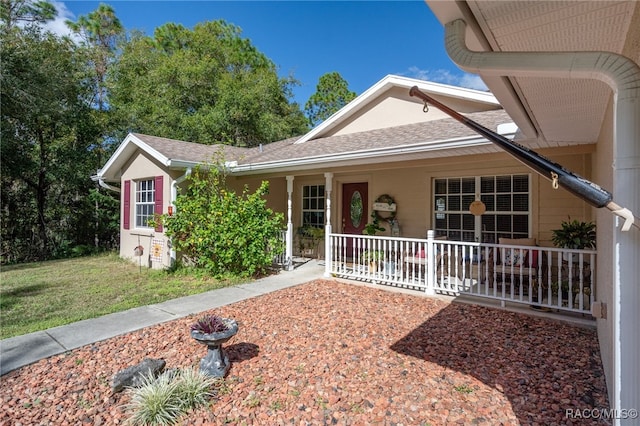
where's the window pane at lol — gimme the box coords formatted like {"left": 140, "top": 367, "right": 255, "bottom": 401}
{"left": 513, "top": 215, "right": 528, "bottom": 234}
{"left": 302, "top": 185, "right": 325, "bottom": 228}
{"left": 350, "top": 191, "right": 363, "bottom": 228}
{"left": 135, "top": 179, "right": 155, "bottom": 228}
{"left": 481, "top": 194, "right": 495, "bottom": 211}
{"left": 496, "top": 194, "right": 511, "bottom": 211}
{"left": 435, "top": 179, "right": 447, "bottom": 194}
{"left": 462, "top": 195, "right": 475, "bottom": 211}
{"left": 448, "top": 195, "right": 460, "bottom": 211}
{"left": 496, "top": 176, "right": 511, "bottom": 193}
{"left": 448, "top": 179, "right": 461, "bottom": 194}
{"left": 434, "top": 174, "right": 530, "bottom": 242}
{"left": 461, "top": 178, "right": 475, "bottom": 194}
{"left": 513, "top": 175, "right": 528, "bottom": 192}
{"left": 449, "top": 214, "right": 461, "bottom": 230}
{"left": 496, "top": 215, "right": 511, "bottom": 232}
{"left": 481, "top": 176, "right": 494, "bottom": 193}
{"left": 513, "top": 194, "right": 529, "bottom": 211}
{"left": 462, "top": 214, "right": 474, "bottom": 230}
{"left": 482, "top": 215, "right": 495, "bottom": 231}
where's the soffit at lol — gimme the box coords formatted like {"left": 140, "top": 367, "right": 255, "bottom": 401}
{"left": 104, "top": 4, "right": 639, "bottom": 178}
{"left": 461, "top": 1, "right": 637, "bottom": 146}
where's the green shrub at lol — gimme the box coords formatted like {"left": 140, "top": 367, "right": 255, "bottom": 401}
{"left": 125, "top": 371, "right": 182, "bottom": 425}
{"left": 125, "top": 368, "right": 217, "bottom": 425}
{"left": 158, "top": 163, "right": 284, "bottom": 278}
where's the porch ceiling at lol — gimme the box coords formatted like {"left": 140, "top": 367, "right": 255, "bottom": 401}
{"left": 427, "top": 0, "right": 639, "bottom": 147}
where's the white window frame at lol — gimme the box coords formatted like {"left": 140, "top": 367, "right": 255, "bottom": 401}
{"left": 135, "top": 178, "right": 155, "bottom": 229}
{"left": 433, "top": 174, "right": 531, "bottom": 243}
{"left": 301, "top": 184, "right": 325, "bottom": 228}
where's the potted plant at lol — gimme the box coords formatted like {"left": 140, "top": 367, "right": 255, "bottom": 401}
{"left": 297, "top": 226, "right": 325, "bottom": 257}
{"left": 190, "top": 314, "right": 238, "bottom": 377}
{"left": 551, "top": 218, "right": 596, "bottom": 250}
{"left": 363, "top": 214, "right": 385, "bottom": 236}
{"left": 360, "top": 249, "right": 384, "bottom": 273}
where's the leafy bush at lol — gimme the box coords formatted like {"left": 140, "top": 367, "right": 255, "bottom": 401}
{"left": 125, "top": 368, "right": 217, "bottom": 425}
{"left": 159, "top": 164, "right": 284, "bottom": 278}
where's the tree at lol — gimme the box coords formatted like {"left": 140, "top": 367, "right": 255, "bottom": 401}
{"left": 107, "top": 20, "right": 308, "bottom": 147}
{"left": 1, "top": 26, "right": 102, "bottom": 262}
{"left": 66, "top": 4, "right": 124, "bottom": 248}
{"left": 304, "top": 71, "right": 357, "bottom": 127}
{"left": 159, "top": 164, "right": 284, "bottom": 278}
{"left": 66, "top": 3, "right": 123, "bottom": 112}
{"left": 0, "top": 0, "right": 56, "bottom": 31}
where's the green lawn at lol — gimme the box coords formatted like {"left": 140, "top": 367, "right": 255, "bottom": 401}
{"left": 0, "top": 253, "right": 245, "bottom": 339}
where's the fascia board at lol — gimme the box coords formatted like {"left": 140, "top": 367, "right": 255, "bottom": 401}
{"left": 167, "top": 159, "right": 204, "bottom": 169}
{"left": 296, "top": 74, "right": 499, "bottom": 145}
{"left": 97, "top": 133, "right": 170, "bottom": 180}
{"left": 229, "top": 134, "right": 493, "bottom": 175}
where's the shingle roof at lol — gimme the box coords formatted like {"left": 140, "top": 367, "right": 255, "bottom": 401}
{"left": 132, "top": 109, "right": 512, "bottom": 169}
{"left": 131, "top": 133, "right": 248, "bottom": 164}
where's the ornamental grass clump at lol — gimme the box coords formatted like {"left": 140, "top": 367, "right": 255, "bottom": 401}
{"left": 125, "top": 368, "right": 217, "bottom": 425}
{"left": 190, "top": 314, "right": 228, "bottom": 334}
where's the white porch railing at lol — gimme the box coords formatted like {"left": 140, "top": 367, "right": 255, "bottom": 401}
{"left": 327, "top": 231, "right": 596, "bottom": 314}
{"left": 271, "top": 229, "right": 288, "bottom": 269}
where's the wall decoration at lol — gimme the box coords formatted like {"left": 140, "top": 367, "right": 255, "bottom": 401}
{"left": 372, "top": 194, "right": 397, "bottom": 222}
{"left": 150, "top": 239, "right": 164, "bottom": 263}
{"left": 470, "top": 200, "right": 486, "bottom": 216}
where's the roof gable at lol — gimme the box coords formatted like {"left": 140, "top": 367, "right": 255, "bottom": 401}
{"left": 97, "top": 77, "right": 510, "bottom": 181}
{"left": 295, "top": 74, "right": 500, "bottom": 144}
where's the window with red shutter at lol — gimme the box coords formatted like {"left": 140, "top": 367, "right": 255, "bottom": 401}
{"left": 123, "top": 180, "right": 131, "bottom": 230}
{"left": 154, "top": 175, "right": 163, "bottom": 232}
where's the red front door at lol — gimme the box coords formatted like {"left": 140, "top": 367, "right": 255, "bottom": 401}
{"left": 342, "top": 183, "right": 368, "bottom": 235}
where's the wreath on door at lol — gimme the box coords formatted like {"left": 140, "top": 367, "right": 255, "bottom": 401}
{"left": 373, "top": 194, "right": 397, "bottom": 223}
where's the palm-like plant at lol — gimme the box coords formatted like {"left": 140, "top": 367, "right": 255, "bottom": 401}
{"left": 551, "top": 219, "right": 596, "bottom": 249}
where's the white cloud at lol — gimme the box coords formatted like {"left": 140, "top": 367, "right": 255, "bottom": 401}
{"left": 405, "top": 66, "right": 489, "bottom": 91}
{"left": 458, "top": 74, "right": 488, "bottom": 91}
{"left": 39, "top": 1, "right": 81, "bottom": 42}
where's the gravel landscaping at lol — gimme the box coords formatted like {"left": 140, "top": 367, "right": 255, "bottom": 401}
{"left": 0, "top": 279, "right": 610, "bottom": 425}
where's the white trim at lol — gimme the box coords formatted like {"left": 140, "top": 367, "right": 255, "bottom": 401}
{"left": 296, "top": 74, "right": 499, "bottom": 144}
{"left": 229, "top": 134, "right": 496, "bottom": 174}
{"left": 98, "top": 133, "right": 170, "bottom": 180}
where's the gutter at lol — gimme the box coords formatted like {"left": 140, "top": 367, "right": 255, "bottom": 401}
{"left": 227, "top": 134, "right": 500, "bottom": 174}
{"left": 91, "top": 174, "right": 120, "bottom": 192}
{"left": 169, "top": 168, "right": 192, "bottom": 266}
{"left": 444, "top": 18, "right": 640, "bottom": 418}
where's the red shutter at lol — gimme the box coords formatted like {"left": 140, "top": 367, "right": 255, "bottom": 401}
{"left": 154, "top": 175, "right": 164, "bottom": 232}
{"left": 123, "top": 180, "right": 131, "bottom": 230}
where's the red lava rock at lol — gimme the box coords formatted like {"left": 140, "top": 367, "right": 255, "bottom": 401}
{"left": 0, "top": 279, "right": 610, "bottom": 425}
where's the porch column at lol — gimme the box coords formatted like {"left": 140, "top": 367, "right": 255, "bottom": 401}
{"left": 425, "top": 230, "right": 436, "bottom": 295}
{"left": 612, "top": 91, "right": 640, "bottom": 420}
{"left": 286, "top": 176, "right": 294, "bottom": 271}
{"left": 324, "top": 172, "right": 333, "bottom": 278}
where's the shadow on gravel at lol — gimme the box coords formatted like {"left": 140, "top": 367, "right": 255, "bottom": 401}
{"left": 227, "top": 342, "right": 260, "bottom": 363}
{"left": 390, "top": 303, "right": 610, "bottom": 425}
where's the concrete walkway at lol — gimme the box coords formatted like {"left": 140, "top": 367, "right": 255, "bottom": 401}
{"left": 0, "top": 260, "right": 326, "bottom": 376}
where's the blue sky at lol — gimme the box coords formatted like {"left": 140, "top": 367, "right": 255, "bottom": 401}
{"left": 46, "top": 1, "right": 486, "bottom": 106}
